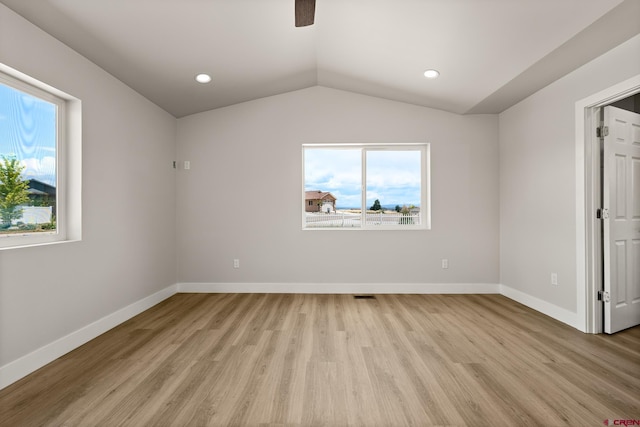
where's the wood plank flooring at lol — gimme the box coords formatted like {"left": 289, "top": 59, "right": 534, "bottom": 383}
{"left": 0, "top": 293, "right": 638, "bottom": 426}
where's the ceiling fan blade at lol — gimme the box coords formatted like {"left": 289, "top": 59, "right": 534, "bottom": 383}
{"left": 295, "top": 0, "right": 315, "bottom": 27}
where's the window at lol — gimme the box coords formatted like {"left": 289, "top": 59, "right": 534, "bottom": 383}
{"left": 0, "top": 65, "right": 81, "bottom": 249}
{"left": 302, "top": 143, "right": 430, "bottom": 229}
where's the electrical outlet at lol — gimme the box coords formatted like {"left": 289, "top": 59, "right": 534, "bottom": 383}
{"left": 184, "top": 160, "right": 191, "bottom": 170}
{"left": 233, "top": 259, "right": 240, "bottom": 269}
{"left": 551, "top": 273, "right": 558, "bottom": 286}
{"left": 442, "top": 259, "right": 449, "bottom": 269}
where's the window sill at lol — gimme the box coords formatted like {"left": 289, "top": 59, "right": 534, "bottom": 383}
{"left": 302, "top": 226, "right": 429, "bottom": 231}
{"left": 0, "top": 234, "right": 81, "bottom": 251}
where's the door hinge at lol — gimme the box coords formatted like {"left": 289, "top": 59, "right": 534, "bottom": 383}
{"left": 596, "top": 208, "right": 609, "bottom": 219}
{"left": 597, "top": 291, "right": 610, "bottom": 302}
{"left": 596, "top": 125, "right": 609, "bottom": 138}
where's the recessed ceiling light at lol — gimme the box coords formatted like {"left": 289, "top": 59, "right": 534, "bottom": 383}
{"left": 423, "top": 69, "right": 440, "bottom": 79}
{"left": 195, "top": 73, "right": 212, "bottom": 84}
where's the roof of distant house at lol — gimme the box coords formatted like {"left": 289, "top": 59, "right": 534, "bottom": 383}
{"left": 305, "top": 191, "right": 336, "bottom": 201}
{"left": 27, "top": 179, "right": 56, "bottom": 196}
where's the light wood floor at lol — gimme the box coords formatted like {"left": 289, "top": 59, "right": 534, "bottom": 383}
{"left": 1, "top": 294, "right": 639, "bottom": 426}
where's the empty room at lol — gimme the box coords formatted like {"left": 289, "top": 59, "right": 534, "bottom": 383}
{"left": 0, "top": 0, "right": 639, "bottom": 425}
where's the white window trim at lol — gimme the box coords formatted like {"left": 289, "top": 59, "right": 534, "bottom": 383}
{"left": 302, "top": 143, "right": 431, "bottom": 231}
{"left": 0, "top": 64, "right": 82, "bottom": 250}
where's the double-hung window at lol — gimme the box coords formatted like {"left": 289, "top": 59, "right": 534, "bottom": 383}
{"left": 0, "top": 65, "right": 80, "bottom": 249}
{"left": 302, "top": 143, "right": 430, "bottom": 230}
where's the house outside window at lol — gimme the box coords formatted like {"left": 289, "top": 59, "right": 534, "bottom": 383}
{"left": 305, "top": 190, "right": 337, "bottom": 213}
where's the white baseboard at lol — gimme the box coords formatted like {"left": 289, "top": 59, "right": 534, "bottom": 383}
{"left": 499, "top": 284, "right": 580, "bottom": 330}
{"left": 178, "top": 282, "right": 500, "bottom": 294}
{"left": 0, "top": 284, "right": 178, "bottom": 390}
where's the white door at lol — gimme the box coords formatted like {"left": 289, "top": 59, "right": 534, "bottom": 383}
{"left": 603, "top": 106, "right": 640, "bottom": 333}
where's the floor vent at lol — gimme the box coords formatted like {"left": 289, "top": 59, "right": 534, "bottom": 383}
{"left": 353, "top": 295, "right": 376, "bottom": 299}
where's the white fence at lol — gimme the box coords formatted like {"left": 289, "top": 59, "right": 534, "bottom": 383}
{"left": 305, "top": 212, "right": 421, "bottom": 228}
{"left": 11, "top": 206, "right": 52, "bottom": 225}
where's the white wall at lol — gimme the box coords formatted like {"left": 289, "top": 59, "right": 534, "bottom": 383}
{"left": 499, "top": 34, "right": 640, "bottom": 313}
{"left": 0, "top": 4, "right": 177, "bottom": 376}
{"left": 176, "top": 87, "right": 499, "bottom": 287}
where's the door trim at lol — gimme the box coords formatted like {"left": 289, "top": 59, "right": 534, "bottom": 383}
{"left": 576, "top": 74, "right": 640, "bottom": 333}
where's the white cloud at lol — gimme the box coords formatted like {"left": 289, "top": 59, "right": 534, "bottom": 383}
{"left": 305, "top": 147, "right": 422, "bottom": 207}
{"left": 21, "top": 156, "right": 56, "bottom": 185}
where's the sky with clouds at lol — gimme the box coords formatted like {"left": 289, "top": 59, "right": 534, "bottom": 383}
{"left": 304, "top": 148, "right": 422, "bottom": 209}
{"left": 0, "top": 83, "right": 57, "bottom": 186}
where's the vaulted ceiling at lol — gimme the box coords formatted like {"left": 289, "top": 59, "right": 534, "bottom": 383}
{"left": 2, "top": 0, "right": 638, "bottom": 118}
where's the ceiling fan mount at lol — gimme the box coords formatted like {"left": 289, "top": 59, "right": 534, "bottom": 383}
{"left": 295, "top": 0, "right": 316, "bottom": 27}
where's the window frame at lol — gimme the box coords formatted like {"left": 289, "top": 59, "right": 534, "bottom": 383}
{"left": 302, "top": 143, "right": 430, "bottom": 231}
{"left": 0, "top": 64, "right": 81, "bottom": 250}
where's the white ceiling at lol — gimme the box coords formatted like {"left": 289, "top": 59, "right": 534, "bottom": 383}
{"left": 1, "top": 0, "right": 638, "bottom": 118}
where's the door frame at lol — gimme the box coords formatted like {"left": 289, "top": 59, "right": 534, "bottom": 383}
{"left": 576, "top": 74, "right": 640, "bottom": 333}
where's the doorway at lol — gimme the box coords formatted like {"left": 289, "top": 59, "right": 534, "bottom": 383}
{"left": 578, "top": 74, "right": 640, "bottom": 334}
{"left": 599, "top": 104, "right": 640, "bottom": 333}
